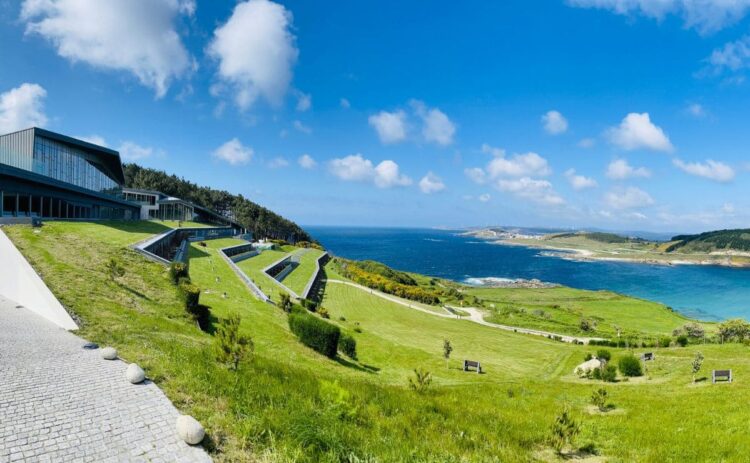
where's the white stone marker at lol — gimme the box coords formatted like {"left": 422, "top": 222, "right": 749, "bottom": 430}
{"left": 100, "top": 347, "right": 117, "bottom": 360}
{"left": 176, "top": 415, "right": 205, "bottom": 445}
{"left": 126, "top": 363, "right": 146, "bottom": 384}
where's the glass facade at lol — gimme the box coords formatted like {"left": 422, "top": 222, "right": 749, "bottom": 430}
{"left": 31, "top": 137, "right": 120, "bottom": 195}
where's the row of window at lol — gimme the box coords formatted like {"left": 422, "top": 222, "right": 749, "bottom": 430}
{"left": 31, "top": 137, "right": 120, "bottom": 195}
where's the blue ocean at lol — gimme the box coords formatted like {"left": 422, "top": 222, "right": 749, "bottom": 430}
{"left": 307, "top": 226, "right": 750, "bottom": 321}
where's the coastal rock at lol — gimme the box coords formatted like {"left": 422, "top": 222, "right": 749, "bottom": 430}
{"left": 176, "top": 415, "right": 205, "bottom": 445}
{"left": 100, "top": 347, "right": 118, "bottom": 360}
{"left": 126, "top": 363, "right": 146, "bottom": 384}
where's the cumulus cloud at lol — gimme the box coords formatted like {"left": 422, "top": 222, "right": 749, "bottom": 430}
{"left": 78, "top": 135, "right": 107, "bottom": 147}
{"left": 0, "top": 83, "right": 48, "bottom": 133}
{"left": 486, "top": 152, "right": 551, "bottom": 178}
{"left": 478, "top": 193, "right": 491, "bottom": 202}
{"left": 328, "top": 154, "right": 411, "bottom": 188}
{"left": 298, "top": 153, "right": 316, "bottom": 169}
{"left": 267, "top": 157, "right": 289, "bottom": 168}
{"left": 208, "top": 0, "right": 298, "bottom": 110}
{"left": 606, "top": 158, "right": 651, "bottom": 180}
{"left": 212, "top": 138, "right": 253, "bottom": 165}
{"left": 481, "top": 143, "right": 506, "bottom": 157}
{"left": 419, "top": 172, "right": 446, "bottom": 194}
{"left": 411, "top": 100, "right": 456, "bottom": 146}
{"left": 605, "top": 113, "right": 673, "bottom": 152}
{"left": 496, "top": 177, "right": 565, "bottom": 206}
{"left": 604, "top": 186, "right": 654, "bottom": 210}
{"left": 21, "top": 0, "right": 193, "bottom": 98}
{"left": 296, "top": 92, "right": 311, "bottom": 112}
{"left": 567, "top": 0, "right": 750, "bottom": 34}
{"left": 293, "top": 120, "right": 312, "bottom": 134}
{"left": 542, "top": 110, "right": 568, "bottom": 135}
{"left": 368, "top": 110, "right": 407, "bottom": 144}
{"left": 464, "top": 167, "right": 487, "bottom": 184}
{"left": 673, "top": 158, "right": 735, "bottom": 182}
{"left": 564, "top": 168, "right": 598, "bottom": 190}
{"left": 119, "top": 141, "right": 156, "bottom": 161}
{"left": 706, "top": 36, "right": 750, "bottom": 78}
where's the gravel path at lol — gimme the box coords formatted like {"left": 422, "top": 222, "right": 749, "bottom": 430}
{"left": 326, "top": 279, "right": 604, "bottom": 344}
{"left": 0, "top": 295, "right": 211, "bottom": 463}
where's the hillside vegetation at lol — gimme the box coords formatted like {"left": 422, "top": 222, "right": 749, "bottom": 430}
{"left": 8, "top": 221, "right": 750, "bottom": 461}
{"left": 668, "top": 229, "right": 750, "bottom": 253}
{"left": 123, "top": 164, "right": 311, "bottom": 242}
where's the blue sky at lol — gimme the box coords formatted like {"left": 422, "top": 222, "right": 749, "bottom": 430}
{"left": 2, "top": 0, "right": 750, "bottom": 232}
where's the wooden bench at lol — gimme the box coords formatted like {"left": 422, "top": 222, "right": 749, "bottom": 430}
{"left": 463, "top": 360, "right": 482, "bottom": 374}
{"left": 712, "top": 369, "right": 733, "bottom": 384}
{"left": 641, "top": 352, "right": 655, "bottom": 361}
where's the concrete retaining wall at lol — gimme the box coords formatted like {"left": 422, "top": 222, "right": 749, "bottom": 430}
{"left": 0, "top": 229, "right": 78, "bottom": 330}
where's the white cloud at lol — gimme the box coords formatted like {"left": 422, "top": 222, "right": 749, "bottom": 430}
{"left": 296, "top": 92, "right": 311, "bottom": 112}
{"left": 604, "top": 186, "right": 654, "bottom": 210}
{"left": 542, "top": 110, "right": 568, "bottom": 135}
{"left": 687, "top": 103, "right": 705, "bottom": 117}
{"left": 496, "top": 177, "right": 565, "bottom": 206}
{"left": 0, "top": 83, "right": 47, "bottom": 133}
{"left": 487, "top": 152, "right": 551, "bottom": 178}
{"left": 606, "top": 158, "right": 652, "bottom": 180}
{"left": 208, "top": 0, "right": 298, "bottom": 110}
{"left": 564, "top": 168, "right": 598, "bottom": 190}
{"left": 478, "top": 193, "right": 491, "bottom": 202}
{"left": 673, "top": 158, "right": 735, "bottom": 182}
{"left": 21, "top": 0, "right": 193, "bottom": 98}
{"left": 578, "top": 138, "right": 596, "bottom": 148}
{"left": 567, "top": 0, "right": 750, "bottom": 34}
{"left": 293, "top": 120, "right": 312, "bottom": 134}
{"left": 212, "top": 138, "right": 253, "bottom": 165}
{"left": 267, "top": 157, "right": 289, "bottom": 169}
{"left": 328, "top": 154, "right": 412, "bottom": 188}
{"left": 419, "top": 172, "right": 446, "bottom": 194}
{"left": 464, "top": 167, "right": 487, "bottom": 184}
{"left": 605, "top": 113, "right": 673, "bottom": 152}
{"left": 119, "top": 141, "right": 155, "bottom": 161}
{"left": 340, "top": 98, "right": 351, "bottom": 109}
{"left": 298, "top": 153, "right": 316, "bottom": 169}
{"left": 481, "top": 143, "right": 506, "bottom": 157}
{"left": 707, "top": 35, "right": 750, "bottom": 78}
{"left": 411, "top": 100, "right": 456, "bottom": 146}
{"left": 368, "top": 110, "right": 407, "bottom": 144}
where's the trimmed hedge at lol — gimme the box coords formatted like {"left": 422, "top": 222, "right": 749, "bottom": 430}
{"left": 288, "top": 313, "right": 340, "bottom": 358}
{"left": 179, "top": 282, "right": 201, "bottom": 312}
{"left": 618, "top": 355, "right": 643, "bottom": 377}
{"left": 339, "top": 332, "right": 357, "bottom": 360}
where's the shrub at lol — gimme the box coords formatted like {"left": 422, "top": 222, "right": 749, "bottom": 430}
{"left": 579, "top": 318, "right": 592, "bottom": 332}
{"left": 338, "top": 333, "right": 357, "bottom": 360}
{"left": 676, "top": 335, "right": 689, "bottom": 347}
{"left": 658, "top": 337, "right": 671, "bottom": 348}
{"left": 590, "top": 388, "right": 608, "bottom": 412}
{"left": 550, "top": 406, "right": 580, "bottom": 454}
{"left": 592, "top": 367, "right": 602, "bottom": 380}
{"left": 288, "top": 313, "right": 341, "bottom": 358}
{"left": 300, "top": 298, "right": 318, "bottom": 312}
{"left": 618, "top": 355, "right": 643, "bottom": 377}
{"left": 214, "top": 314, "right": 253, "bottom": 370}
{"left": 179, "top": 282, "right": 201, "bottom": 312}
{"left": 169, "top": 262, "right": 189, "bottom": 285}
{"left": 408, "top": 367, "right": 432, "bottom": 393}
{"left": 584, "top": 353, "right": 593, "bottom": 361}
{"left": 105, "top": 258, "right": 125, "bottom": 281}
{"left": 318, "top": 307, "right": 330, "bottom": 319}
{"left": 596, "top": 349, "right": 611, "bottom": 362}
{"left": 279, "top": 293, "right": 292, "bottom": 313}
{"left": 601, "top": 364, "right": 617, "bottom": 382}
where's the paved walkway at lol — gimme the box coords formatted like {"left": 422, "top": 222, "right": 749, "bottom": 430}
{"left": 0, "top": 295, "right": 211, "bottom": 463}
{"left": 326, "top": 279, "right": 604, "bottom": 344}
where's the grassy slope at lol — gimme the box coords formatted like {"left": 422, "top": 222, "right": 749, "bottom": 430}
{"left": 281, "top": 249, "right": 325, "bottom": 296}
{"left": 462, "top": 286, "right": 700, "bottom": 338}
{"left": 234, "top": 246, "right": 295, "bottom": 301}
{"left": 8, "top": 221, "right": 750, "bottom": 461}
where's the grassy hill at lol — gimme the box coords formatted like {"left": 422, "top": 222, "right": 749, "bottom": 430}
{"left": 6, "top": 220, "right": 750, "bottom": 461}
{"left": 668, "top": 229, "right": 750, "bottom": 253}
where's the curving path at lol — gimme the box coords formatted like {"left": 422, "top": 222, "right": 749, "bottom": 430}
{"left": 326, "top": 279, "right": 604, "bottom": 344}
{"left": 0, "top": 295, "right": 211, "bottom": 463}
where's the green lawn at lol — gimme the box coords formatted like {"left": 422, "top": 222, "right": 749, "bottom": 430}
{"left": 281, "top": 248, "right": 325, "bottom": 296}
{"left": 233, "top": 245, "right": 295, "bottom": 301}
{"left": 462, "top": 286, "right": 704, "bottom": 339}
{"left": 7, "top": 220, "right": 750, "bottom": 462}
